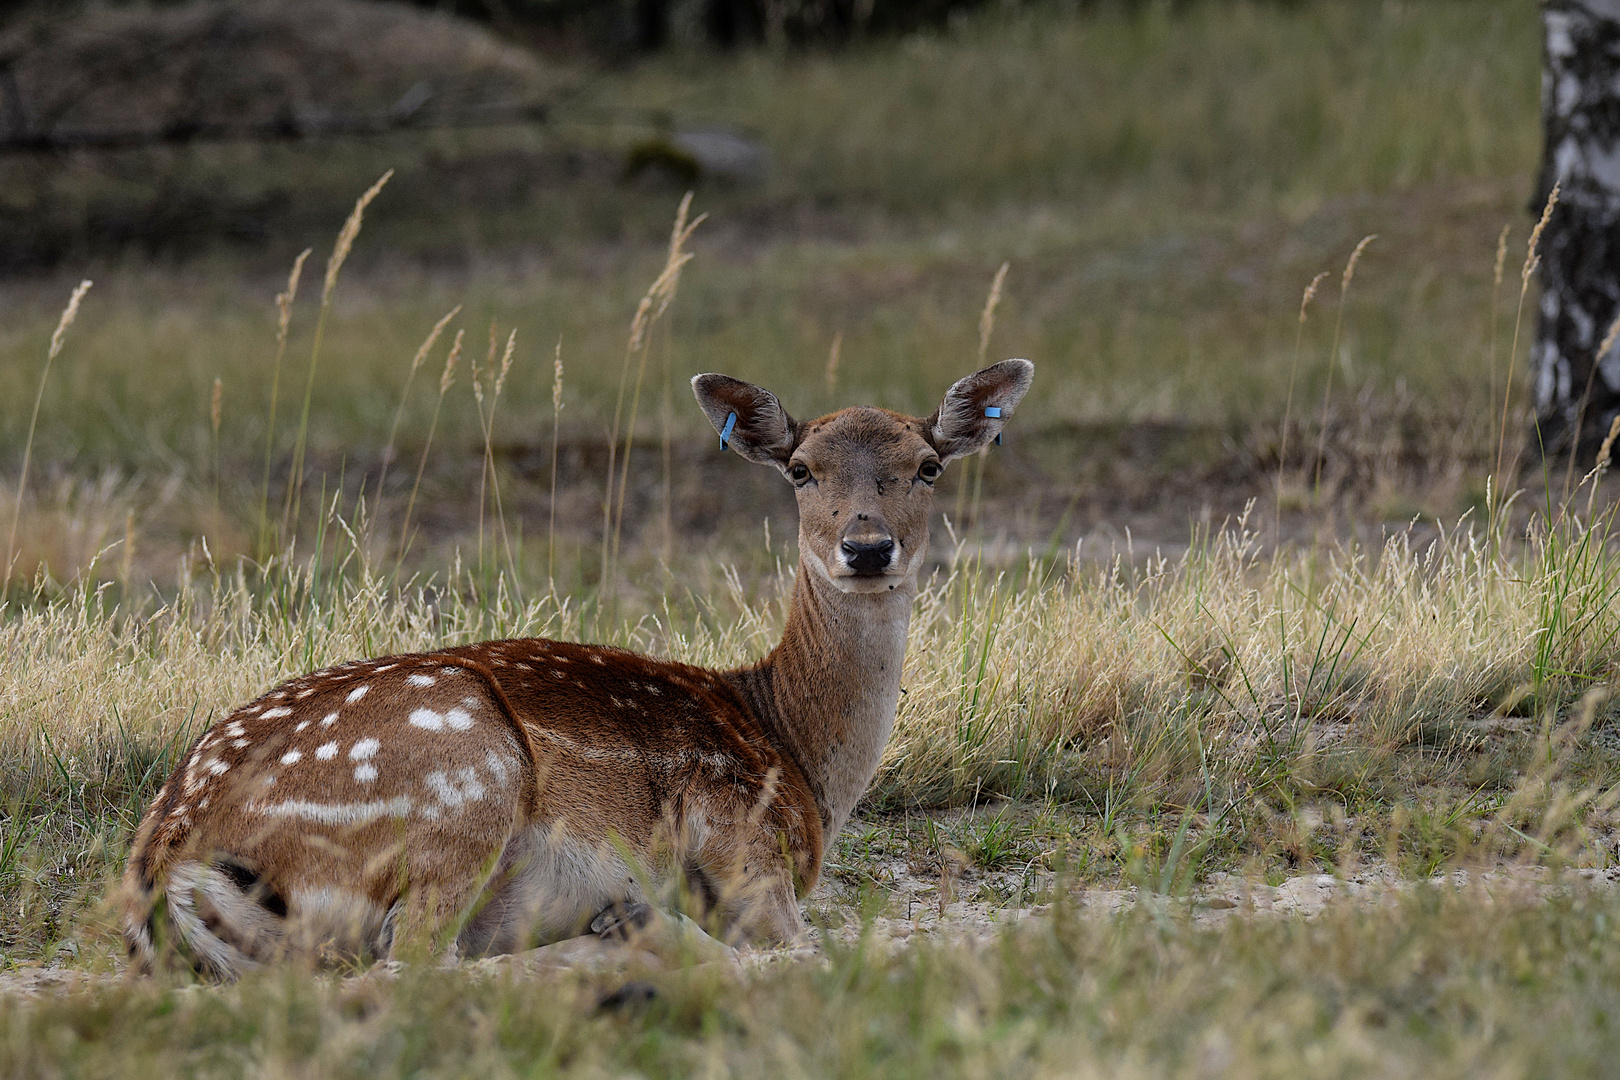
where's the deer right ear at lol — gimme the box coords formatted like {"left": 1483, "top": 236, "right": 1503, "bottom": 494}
{"left": 926, "top": 358, "right": 1035, "bottom": 462}
{"left": 691, "top": 374, "right": 801, "bottom": 469}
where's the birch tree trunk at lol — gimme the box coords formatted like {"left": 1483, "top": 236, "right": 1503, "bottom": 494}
{"left": 1532, "top": 0, "right": 1620, "bottom": 463}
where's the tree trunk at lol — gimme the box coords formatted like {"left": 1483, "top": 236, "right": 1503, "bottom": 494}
{"left": 1531, "top": 0, "right": 1620, "bottom": 464}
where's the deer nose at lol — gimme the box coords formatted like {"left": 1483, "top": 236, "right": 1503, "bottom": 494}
{"left": 840, "top": 537, "right": 895, "bottom": 573}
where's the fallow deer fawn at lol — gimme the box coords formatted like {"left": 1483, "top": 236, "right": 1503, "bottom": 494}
{"left": 121, "top": 358, "right": 1033, "bottom": 976}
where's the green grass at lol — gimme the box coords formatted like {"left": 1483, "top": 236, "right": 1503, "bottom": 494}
{"left": 9, "top": 886, "right": 1620, "bottom": 1077}
{"left": 605, "top": 1, "right": 1535, "bottom": 211}
{"left": 0, "top": 0, "right": 1540, "bottom": 481}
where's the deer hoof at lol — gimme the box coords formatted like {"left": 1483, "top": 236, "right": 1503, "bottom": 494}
{"left": 590, "top": 901, "right": 654, "bottom": 941}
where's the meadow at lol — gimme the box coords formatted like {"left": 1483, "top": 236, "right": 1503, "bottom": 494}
{"left": 5, "top": 0, "right": 1620, "bottom": 1074}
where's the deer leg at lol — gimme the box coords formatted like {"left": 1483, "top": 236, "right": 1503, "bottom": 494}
{"left": 697, "top": 841, "right": 809, "bottom": 946}
{"left": 384, "top": 839, "right": 514, "bottom": 963}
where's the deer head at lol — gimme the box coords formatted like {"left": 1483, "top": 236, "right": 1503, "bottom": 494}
{"left": 691, "top": 358, "right": 1034, "bottom": 593}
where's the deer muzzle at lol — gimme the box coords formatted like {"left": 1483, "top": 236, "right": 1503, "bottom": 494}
{"left": 838, "top": 515, "right": 896, "bottom": 575}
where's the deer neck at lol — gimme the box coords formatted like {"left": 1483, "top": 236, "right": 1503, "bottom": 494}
{"left": 726, "top": 562, "right": 914, "bottom": 841}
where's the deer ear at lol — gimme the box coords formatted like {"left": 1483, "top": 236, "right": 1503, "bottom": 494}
{"left": 926, "top": 359, "right": 1034, "bottom": 462}
{"left": 691, "top": 374, "right": 801, "bottom": 469}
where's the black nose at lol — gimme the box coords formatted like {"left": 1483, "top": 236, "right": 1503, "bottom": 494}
{"left": 840, "top": 538, "right": 895, "bottom": 574}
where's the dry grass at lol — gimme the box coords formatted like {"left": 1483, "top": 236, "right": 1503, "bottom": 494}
{"left": 2, "top": 491, "right": 1617, "bottom": 966}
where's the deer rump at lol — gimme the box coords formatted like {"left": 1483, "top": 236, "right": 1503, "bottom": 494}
{"left": 121, "top": 640, "right": 822, "bottom": 978}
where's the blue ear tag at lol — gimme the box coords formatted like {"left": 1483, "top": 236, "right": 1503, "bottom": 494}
{"left": 985, "top": 405, "right": 1002, "bottom": 445}
{"left": 720, "top": 411, "right": 737, "bottom": 451}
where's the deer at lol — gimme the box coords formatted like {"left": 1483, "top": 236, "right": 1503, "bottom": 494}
{"left": 120, "top": 358, "right": 1033, "bottom": 977}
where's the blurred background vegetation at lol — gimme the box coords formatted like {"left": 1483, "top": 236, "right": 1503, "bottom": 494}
{"left": 0, "top": 0, "right": 1549, "bottom": 590}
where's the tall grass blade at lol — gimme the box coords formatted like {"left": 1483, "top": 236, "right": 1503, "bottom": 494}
{"left": 1312, "top": 235, "right": 1375, "bottom": 496}
{"left": 6, "top": 278, "right": 90, "bottom": 594}
{"left": 284, "top": 171, "right": 392, "bottom": 542}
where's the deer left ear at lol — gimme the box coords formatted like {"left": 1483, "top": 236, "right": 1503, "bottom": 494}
{"left": 691, "top": 373, "right": 801, "bottom": 469}
{"left": 926, "top": 359, "right": 1034, "bottom": 462}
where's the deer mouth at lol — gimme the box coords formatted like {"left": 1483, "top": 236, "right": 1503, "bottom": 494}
{"left": 826, "top": 537, "right": 911, "bottom": 592}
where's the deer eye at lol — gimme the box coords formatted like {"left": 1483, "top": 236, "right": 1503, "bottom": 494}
{"left": 788, "top": 463, "right": 811, "bottom": 485}
{"left": 918, "top": 460, "right": 943, "bottom": 483}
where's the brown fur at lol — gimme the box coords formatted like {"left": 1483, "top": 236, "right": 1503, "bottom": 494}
{"left": 120, "top": 359, "right": 1033, "bottom": 975}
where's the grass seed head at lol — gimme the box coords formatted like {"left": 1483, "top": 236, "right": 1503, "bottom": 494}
{"left": 979, "top": 261, "right": 1010, "bottom": 363}
{"left": 1299, "top": 271, "right": 1329, "bottom": 323}
{"left": 1342, "top": 234, "right": 1376, "bottom": 294}
{"left": 50, "top": 279, "right": 92, "bottom": 360}
{"left": 440, "top": 329, "right": 463, "bottom": 395}
{"left": 410, "top": 306, "right": 462, "bottom": 375}
{"left": 276, "top": 249, "right": 312, "bottom": 346}
{"left": 1524, "top": 182, "right": 1559, "bottom": 287}
{"left": 495, "top": 329, "right": 516, "bottom": 398}
{"left": 552, "top": 340, "right": 564, "bottom": 412}
{"left": 324, "top": 170, "right": 392, "bottom": 299}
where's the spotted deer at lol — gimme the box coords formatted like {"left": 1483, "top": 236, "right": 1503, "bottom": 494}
{"left": 120, "top": 358, "right": 1034, "bottom": 976}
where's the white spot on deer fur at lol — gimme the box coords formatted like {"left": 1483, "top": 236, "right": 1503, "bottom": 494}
{"left": 262, "top": 707, "right": 292, "bottom": 719}
{"left": 551, "top": 670, "right": 565, "bottom": 680}
{"left": 347, "top": 685, "right": 370, "bottom": 704}
{"left": 484, "top": 750, "right": 513, "bottom": 783}
{"left": 232, "top": 738, "right": 250, "bottom": 749}
{"left": 207, "top": 759, "right": 230, "bottom": 776}
{"left": 280, "top": 750, "right": 302, "bottom": 765}
{"left": 321, "top": 711, "right": 339, "bottom": 727}
{"left": 349, "top": 737, "right": 380, "bottom": 761}
{"left": 225, "top": 722, "right": 246, "bottom": 737}
{"left": 315, "top": 742, "right": 338, "bottom": 761}
{"left": 354, "top": 763, "right": 378, "bottom": 782}
{"left": 375, "top": 663, "right": 397, "bottom": 673}
{"left": 197, "top": 796, "right": 209, "bottom": 809}
{"left": 425, "top": 768, "right": 485, "bottom": 809}
{"left": 252, "top": 795, "right": 413, "bottom": 825}
{"left": 295, "top": 688, "right": 316, "bottom": 700}
{"left": 445, "top": 707, "right": 474, "bottom": 731}
{"left": 294, "top": 720, "right": 310, "bottom": 733}
{"left": 591, "top": 654, "right": 606, "bottom": 664}
{"left": 407, "top": 673, "right": 437, "bottom": 687}
{"left": 409, "top": 708, "right": 444, "bottom": 731}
